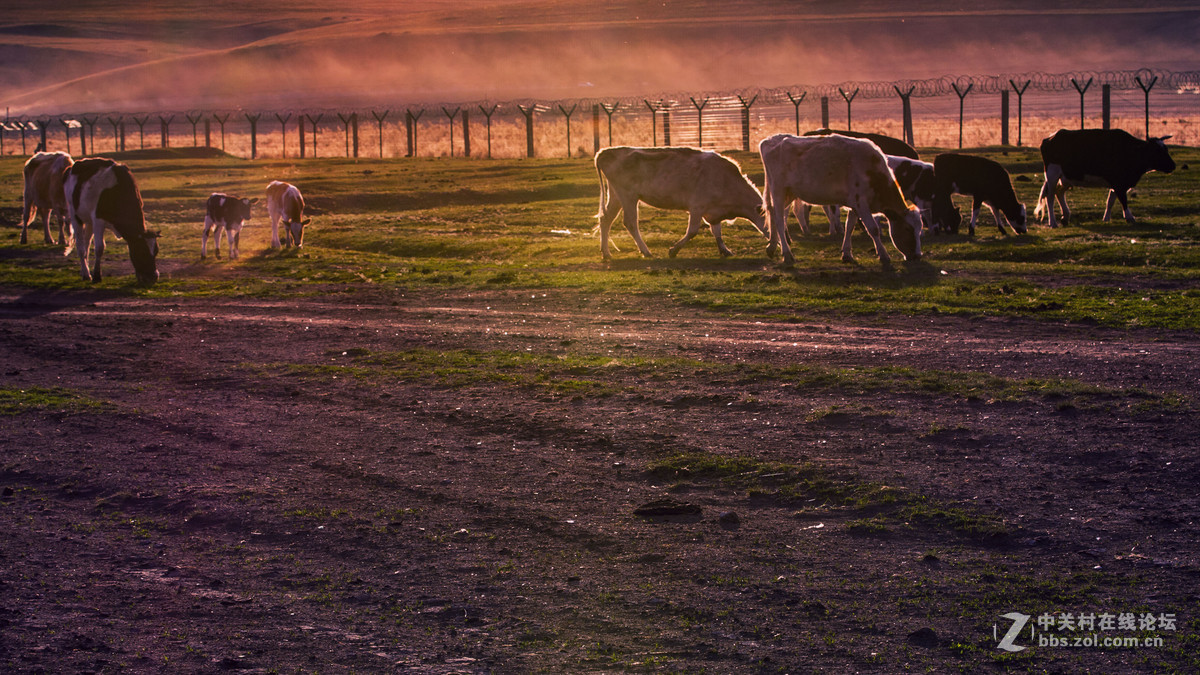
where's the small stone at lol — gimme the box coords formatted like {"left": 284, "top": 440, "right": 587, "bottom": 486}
{"left": 907, "top": 627, "right": 938, "bottom": 647}
{"left": 718, "top": 511, "right": 740, "bottom": 525}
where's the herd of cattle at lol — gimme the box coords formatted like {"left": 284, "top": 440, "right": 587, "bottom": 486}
{"left": 17, "top": 128, "right": 1176, "bottom": 284}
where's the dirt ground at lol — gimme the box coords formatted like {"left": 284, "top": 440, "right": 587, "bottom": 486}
{"left": 1, "top": 284, "right": 1198, "bottom": 673}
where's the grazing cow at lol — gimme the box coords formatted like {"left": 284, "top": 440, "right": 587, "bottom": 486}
{"left": 63, "top": 158, "right": 160, "bottom": 284}
{"left": 201, "top": 193, "right": 258, "bottom": 260}
{"left": 790, "top": 156, "right": 937, "bottom": 236}
{"left": 803, "top": 128, "right": 920, "bottom": 160}
{"left": 931, "top": 153, "right": 1027, "bottom": 236}
{"left": 266, "top": 181, "right": 310, "bottom": 248}
{"left": 593, "top": 146, "right": 767, "bottom": 259}
{"left": 760, "top": 133, "right": 922, "bottom": 265}
{"left": 21, "top": 151, "right": 74, "bottom": 246}
{"left": 1036, "top": 129, "right": 1175, "bottom": 228}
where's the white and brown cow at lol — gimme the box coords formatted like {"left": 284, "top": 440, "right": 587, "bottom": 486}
{"left": 201, "top": 193, "right": 258, "bottom": 260}
{"left": 760, "top": 133, "right": 922, "bottom": 265}
{"left": 266, "top": 181, "right": 310, "bottom": 249}
{"left": 791, "top": 155, "right": 937, "bottom": 236}
{"left": 593, "top": 146, "right": 767, "bottom": 259}
{"left": 21, "top": 151, "right": 74, "bottom": 246}
{"left": 63, "top": 158, "right": 160, "bottom": 285}
{"left": 1036, "top": 129, "right": 1175, "bottom": 228}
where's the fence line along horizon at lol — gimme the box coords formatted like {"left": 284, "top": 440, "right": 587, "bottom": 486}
{"left": 4, "top": 68, "right": 1199, "bottom": 160}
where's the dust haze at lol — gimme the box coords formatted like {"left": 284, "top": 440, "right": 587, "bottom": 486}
{"left": 3, "top": 0, "right": 1198, "bottom": 114}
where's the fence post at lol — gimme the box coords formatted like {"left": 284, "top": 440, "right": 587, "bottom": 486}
{"left": 59, "top": 119, "right": 72, "bottom": 154}
{"left": 479, "top": 104, "right": 497, "bottom": 158}
{"left": 406, "top": 109, "right": 424, "bottom": 157}
{"left": 894, "top": 86, "right": 915, "bottom": 146}
{"left": 787, "top": 92, "right": 806, "bottom": 135}
{"left": 1010, "top": 79, "right": 1030, "bottom": 146}
{"left": 838, "top": 88, "right": 859, "bottom": 131}
{"left": 186, "top": 113, "right": 201, "bottom": 147}
{"left": 1000, "top": 90, "right": 1010, "bottom": 146}
{"left": 1102, "top": 84, "right": 1111, "bottom": 130}
{"left": 245, "top": 113, "right": 260, "bottom": 159}
{"left": 299, "top": 116, "right": 306, "bottom": 158}
{"left": 404, "top": 112, "right": 413, "bottom": 157}
{"left": 644, "top": 100, "right": 660, "bottom": 146}
{"left": 107, "top": 117, "right": 121, "bottom": 152}
{"left": 213, "top": 114, "right": 228, "bottom": 150}
{"left": 83, "top": 117, "right": 97, "bottom": 154}
{"left": 1071, "top": 76, "right": 1092, "bottom": 129}
{"left": 690, "top": 97, "right": 709, "bottom": 147}
{"left": 352, "top": 112, "right": 359, "bottom": 158}
{"left": 338, "top": 112, "right": 354, "bottom": 157}
{"left": 952, "top": 81, "right": 973, "bottom": 148}
{"left": 309, "top": 115, "right": 324, "bottom": 158}
{"left": 275, "top": 113, "right": 291, "bottom": 158}
{"left": 517, "top": 104, "right": 536, "bottom": 158}
{"left": 592, "top": 104, "right": 601, "bottom": 154}
{"left": 820, "top": 96, "right": 829, "bottom": 128}
{"left": 601, "top": 102, "right": 620, "bottom": 145}
{"left": 159, "top": 115, "right": 173, "bottom": 148}
{"left": 20, "top": 120, "right": 27, "bottom": 154}
{"left": 132, "top": 116, "right": 149, "bottom": 149}
{"left": 558, "top": 104, "right": 577, "bottom": 158}
{"left": 1135, "top": 73, "right": 1158, "bottom": 140}
{"left": 662, "top": 104, "right": 671, "bottom": 146}
{"left": 371, "top": 110, "right": 389, "bottom": 158}
{"left": 38, "top": 119, "right": 50, "bottom": 152}
{"left": 460, "top": 109, "right": 468, "bottom": 157}
{"left": 204, "top": 118, "right": 212, "bottom": 147}
{"left": 442, "top": 107, "right": 460, "bottom": 157}
{"left": 737, "top": 95, "right": 757, "bottom": 151}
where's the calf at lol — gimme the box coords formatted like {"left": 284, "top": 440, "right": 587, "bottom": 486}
{"left": 201, "top": 193, "right": 258, "bottom": 259}
{"left": 594, "top": 146, "right": 767, "bottom": 259}
{"left": 1036, "top": 129, "right": 1175, "bottom": 227}
{"left": 931, "top": 153, "right": 1027, "bottom": 236}
{"left": 21, "top": 151, "right": 74, "bottom": 246}
{"left": 266, "top": 181, "right": 310, "bottom": 248}
{"left": 63, "top": 158, "right": 160, "bottom": 284}
{"left": 759, "top": 133, "right": 922, "bottom": 265}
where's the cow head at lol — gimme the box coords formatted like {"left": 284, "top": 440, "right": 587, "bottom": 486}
{"left": 934, "top": 202, "right": 963, "bottom": 234}
{"left": 886, "top": 206, "right": 923, "bottom": 261}
{"left": 286, "top": 218, "right": 311, "bottom": 247}
{"left": 238, "top": 197, "right": 259, "bottom": 223}
{"left": 1148, "top": 136, "right": 1176, "bottom": 174}
{"left": 1009, "top": 203, "right": 1028, "bottom": 234}
{"left": 128, "top": 230, "right": 161, "bottom": 285}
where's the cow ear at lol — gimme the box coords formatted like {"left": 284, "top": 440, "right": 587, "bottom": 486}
{"left": 145, "top": 229, "right": 161, "bottom": 239}
{"left": 1159, "top": 135, "right": 1173, "bottom": 142}
{"left": 301, "top": 218, "right": 312, "bottom": 226}
{"left": 249, "top": 197, "right": 260, "bottom": 205}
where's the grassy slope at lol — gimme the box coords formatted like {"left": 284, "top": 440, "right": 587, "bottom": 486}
{"left": 2, "top": 145, "right": 1199, "bottom": 329}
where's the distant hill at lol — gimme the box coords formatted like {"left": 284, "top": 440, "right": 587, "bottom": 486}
{"left": 3, "top": 0, "right": 1198, "bottom": 114}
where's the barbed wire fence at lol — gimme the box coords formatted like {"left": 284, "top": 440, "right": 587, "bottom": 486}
{"left": 4, "top": 68, "right": 1199, "bottom": 160}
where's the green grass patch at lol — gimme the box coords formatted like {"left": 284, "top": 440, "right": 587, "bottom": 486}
{"left": 0, "top": 386, "right": 108, "bottom": 415}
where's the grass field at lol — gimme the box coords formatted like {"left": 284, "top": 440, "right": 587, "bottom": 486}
{"left": 3, "top": 145, "right": 1199, "bottom": 328}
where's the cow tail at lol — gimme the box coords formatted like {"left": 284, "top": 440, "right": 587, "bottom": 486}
{"left": 592, "top": 163, "right": 609, "bottom": 236}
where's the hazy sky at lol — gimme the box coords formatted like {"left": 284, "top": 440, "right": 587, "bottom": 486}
{"left": 3, "top": 1, "right": 1198, "bottom": 113}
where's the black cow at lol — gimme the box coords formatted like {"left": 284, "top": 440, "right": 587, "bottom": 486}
{"left": 803, "top": 128, "right": 919, "bottom": 160}
{"left": 932, "top": 153, "right": 1027, "bottom": 236}
{"left": 1037, "top": 129, "right": 1175, "bottom": 227}
{"left": 63, "top": 158, "right": 160, "bottom": 285}
{"left": 201, "top": 193, "right": 258, "bottom": 260}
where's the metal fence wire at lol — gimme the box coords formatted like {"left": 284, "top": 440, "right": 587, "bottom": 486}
{"left": 5, "top": 68, "right": 1199, "bottom": 159}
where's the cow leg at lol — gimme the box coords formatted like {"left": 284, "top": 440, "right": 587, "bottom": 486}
{"left": 839, "top": 209, "right": 858, "bottom": 263}
{"left": 855, "top": 210, "right": 892, "bottom": 264}
{"left": 707, "top": 218, "right": 734, "bottom": 258}
{"left": 988, "top": 204, "right": 1009, "bottom": 234}
{"left": 767, "top": 193, "right": 794, "bottom": 264}
{"left": 790, "top": 200, "right": 811, "bottom": 237}
{"left": 827, "top": 205, "right": 846, "bottom": 236}
{"left": 270, "top": 213, "right": 282, "bottom": 249}
{"left": 1038, "top": 166, "right": 1063, "bottom": 227}
{"left": 620, "top": 202, "right": 653, "bottom": 258}
{"left": 1054, "top": 185, "right": 1071, "bottom": 227}
{"left": 231, "top": 229, "right": 240, "bottom": 259}
{"left": 57, "top": 211, "right": 71, "bottom": 248}
{"left": 668, "top": 211, "right": 706, "bottom": 258}
{"left": 19, "top": 196, "right": 32, "bottom": 244}
{"left": 1117, "top": 189, "right": 1135, "bottom": 223}
{"left": 201, "top": 216, "right": 214, "bottom": 259}
{"left": 40, "top": 210, "right": 56, "bottom": 245}
{"left": 969, "top": 199, "right": 983, "bottom": 236}
{"left": 90, "top": 222, "right": 107, "bottom": 283}
{"left": 1101, "top": 190, "right": 1117, "bottom": 222}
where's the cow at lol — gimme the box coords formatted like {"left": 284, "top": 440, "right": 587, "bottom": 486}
{"left": 593, "top": 146, "right": 767, "bottom": 260}
{"left": 201, "top": 193, "right": 258, "bottom": 260}
{"left": 759, "top": 133, "right": 922, "bottom": 266}
{"left": 1036, "top": 129, "right": 1175, "bottom": 228}
{"left": 803, "top": 128, "right": 920, "bottom": 160}
{"left": 20, "top": 151, "right": 74, "bottom": 247}
{"left": 931, "top": 153, "right": 1027, "bottom": 236}
{"left": 63, "top": 158, "right": 160, "bottom": 285}
{"left": 266, "top": 181, "right": 310, "bottom": 249}
{"left": 793, "top": 155, "right": 938, "bottom": 236}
